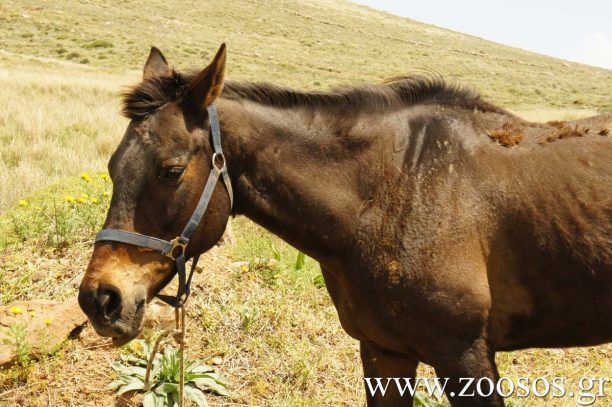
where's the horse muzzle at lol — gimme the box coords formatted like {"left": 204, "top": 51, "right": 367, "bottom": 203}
{"left": 78, "top": 281, "right": 146, "bottom": 346}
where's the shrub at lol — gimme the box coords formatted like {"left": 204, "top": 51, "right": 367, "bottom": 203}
{"left": 83, "top": 39, "right": 114, "bottom": 49}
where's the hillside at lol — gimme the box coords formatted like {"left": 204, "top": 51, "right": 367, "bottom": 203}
{"left": 0, "top": 1, "right": 611, "bottom": 406}
{"left": 1, "top": 0, "right": 611, "bottom": 110}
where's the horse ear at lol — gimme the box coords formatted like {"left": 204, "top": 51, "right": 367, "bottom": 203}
{"left": 143, "top": 47, "right": 170, "bottom": 78}
{"left": 186, "top": 43, "right": 227, "bottom": 109}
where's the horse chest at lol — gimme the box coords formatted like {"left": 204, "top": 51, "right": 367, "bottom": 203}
{"left": 320, "top": 262, "right": 419, "bottom": 351}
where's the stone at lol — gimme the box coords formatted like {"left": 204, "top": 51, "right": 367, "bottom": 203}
{"left": 0, "top": 297, "right": 87, "bottom": 367}
{"left": 142, "top": 301, "right": 176, "bottom": 330}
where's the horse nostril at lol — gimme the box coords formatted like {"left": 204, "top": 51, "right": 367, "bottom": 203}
{"left": 97, "top": 285, "right": 122, "bottom": 321}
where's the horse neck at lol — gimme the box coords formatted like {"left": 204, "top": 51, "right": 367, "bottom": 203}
{"left": 217, "top": 98, "right": 364, "bottom": 258}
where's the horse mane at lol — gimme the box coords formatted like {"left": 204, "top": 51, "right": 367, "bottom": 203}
{"left": 121, "top": 69, "right": 507, "bottom": 119}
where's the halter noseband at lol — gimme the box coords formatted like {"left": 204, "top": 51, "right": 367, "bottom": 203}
{"left": 95, "top": 104, "right": 233, "bottom": 308}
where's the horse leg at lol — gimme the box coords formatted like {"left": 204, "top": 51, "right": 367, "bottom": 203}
{"left": 433, "top": 337, "right": 503, "bottom": 407}
{"left": 360, "top": 341, "right": 419, "bottom": 406}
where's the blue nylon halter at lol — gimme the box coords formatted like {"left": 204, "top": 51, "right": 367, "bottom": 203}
{"left": 95, "top": 104, "right": 233, "bottom": 308}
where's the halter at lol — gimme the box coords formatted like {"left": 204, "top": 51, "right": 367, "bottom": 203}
{"left": 95, "top": 104, "right": 233, "bottom": 308}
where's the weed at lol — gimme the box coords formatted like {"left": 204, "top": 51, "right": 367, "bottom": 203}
{"left": 294, "top": 251, "right": 305, "bottom": 271}
{"left": 2, "top": 324, "right": 33, "bottom": 383}
{"left": 239, "top": 305, "right": 260, "bottom": 332}
{"left": 312, "top": 272, "right": 325, "bottom": 289}
{"left": 108, "top": 339, "right": 229, "bottom": 407}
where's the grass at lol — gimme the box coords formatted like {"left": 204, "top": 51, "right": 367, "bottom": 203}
{"left": 0, "top": 0, "right": 610, "bottom": 112}
{"left": 1, "top": 0, "right": 611, "bottom": 210}
{"left": 0, "top": 52, "right": 130, "bottom": 211}
{"left": 1, "top": 184, "right": 610, "bottom": 406}
{"left": 0, "top": 0, "right": 610, "bottom": 405}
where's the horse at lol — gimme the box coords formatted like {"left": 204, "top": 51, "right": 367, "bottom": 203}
{"left": 78, "top": 44, "right": 611, "bottom": 406}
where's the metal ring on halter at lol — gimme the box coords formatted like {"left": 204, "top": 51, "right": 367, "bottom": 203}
{"left": 212, "top": 152, "right": 226, "bottom": 171}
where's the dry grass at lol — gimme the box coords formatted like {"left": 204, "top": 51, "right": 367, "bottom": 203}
{"left": 0, "top": 52, "right": 132, "bottom": 210}
{"left": 511, "top": 108, "right": 601, "bottom": 123}
{"left": 0, "top": 213, "right": 609, "bottom": 406}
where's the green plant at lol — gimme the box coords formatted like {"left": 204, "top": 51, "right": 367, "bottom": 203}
{"left": 312, "top": 272, "right": 325, "bottom": 289}
{"left": 1, "top": 172, "right": 111, "bottom": 249}
{"left": 83, "top": 39, "right": 114, "bottom": 49}
{"left": 2, "top": 323, "right": 33, "bottom": 382}
{"left": 271, "top": 243, "right": 281, "bottom": 261}
{"left": 414, "top": 392, "right": 447, "bottom": 407}
{"left": 108, "top": 339, "right": 229, "bottom": 407}
{"left": 294, "top": 251, "right": 305, "bottom": 271}
{"left": 239, "top": 305, "right": 260, "bottom": 332}
{"left": 250, "top": 258, "right": 282, "bottom": 286}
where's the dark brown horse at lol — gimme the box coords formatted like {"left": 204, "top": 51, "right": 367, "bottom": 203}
{"left": 78, "top": 45, "right": 611, "bottom": 406}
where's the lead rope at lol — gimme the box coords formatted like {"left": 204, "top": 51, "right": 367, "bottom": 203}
{"left": 178, "top": 304, "right": 186, "bottom": 407}
{"left": 143, "top": 304, "right": 187, "bottom": 407}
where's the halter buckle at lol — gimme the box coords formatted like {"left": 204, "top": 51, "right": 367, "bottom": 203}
{"left": 166, "top": 237, "right": 188, "bottom": 260}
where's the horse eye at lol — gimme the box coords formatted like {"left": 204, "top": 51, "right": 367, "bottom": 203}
{"left": 159, "top": 166, "right": 185, "bottom": 182}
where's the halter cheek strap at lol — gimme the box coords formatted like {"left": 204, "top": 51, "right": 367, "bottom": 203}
{"left": 95, "top": 104, "right": 233, "bottom": 308}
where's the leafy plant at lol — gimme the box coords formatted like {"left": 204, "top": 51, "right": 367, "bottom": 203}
{"left": 271, "top": 243, "right": 281, "bottom": 262}
{"left": 294, "top": 251, "right": 305, "bottom": 271}
{"left": 414, "top": 391, "right": 447, "bottom": 407}
{"left": 108, "top": 339, "right": 229, "bottom": 407}
{"left": 1, "top": 323, "right": 33, "bottom": 382}
{"left": 239, "top": 305, "right": 260, "bottom": 332}
{"left": 250, "top": 258, "right": 281, "bottom": 286}
{"left": 312, "top": 272, "right": 325, "bottom": 289}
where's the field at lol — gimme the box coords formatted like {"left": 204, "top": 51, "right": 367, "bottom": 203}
{"left": 0, "top": 0, "right": 610, "bottom": 406}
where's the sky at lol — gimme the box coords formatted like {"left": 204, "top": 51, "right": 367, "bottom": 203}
{"left": 352, "top": 0, "right": 612, "bottom": 70}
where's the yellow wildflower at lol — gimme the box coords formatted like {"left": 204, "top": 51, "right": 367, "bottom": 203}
{"left": 65, "top": 195, "right": 75, "bottom": 203}
{"left": 77, "top": 197, "right": 87, "bottom": 204}
{"left": 102, "top": 191, "right": 111, "bottom": 198}
{"left": 81, "top": 172, "right": 91, "bottom": 182}
{"left": 44, "top": 319, "right": 52, "bottom": 326}
{"left": 100, "top": 173, "right": 110, "bottom": 182}
{"left": 18, "top": 199, "right": 28, "bottom": 207}
{"left": 90, "top": 197, "right": 99, "bottom": 204}
{"left": 10, "top": 306, "right": 22, "bottom": 315}
{"left": 28, "top": 310, "right": 36, "bottom": 317}
{"left": 240, "top": 264, "right": 249, "bottom": 272}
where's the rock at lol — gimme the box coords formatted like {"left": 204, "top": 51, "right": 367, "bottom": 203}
{"left": 0, "top": 297, "right": 87, "bottom": 367}
{"left": 211, "top": 355, "right": 223, "bottom": 366}
{"left": 143, "top": 301, "right": 176, "bottom": 330}
{"left": 30, "top": 271, "right": 47, "bottom": 283}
